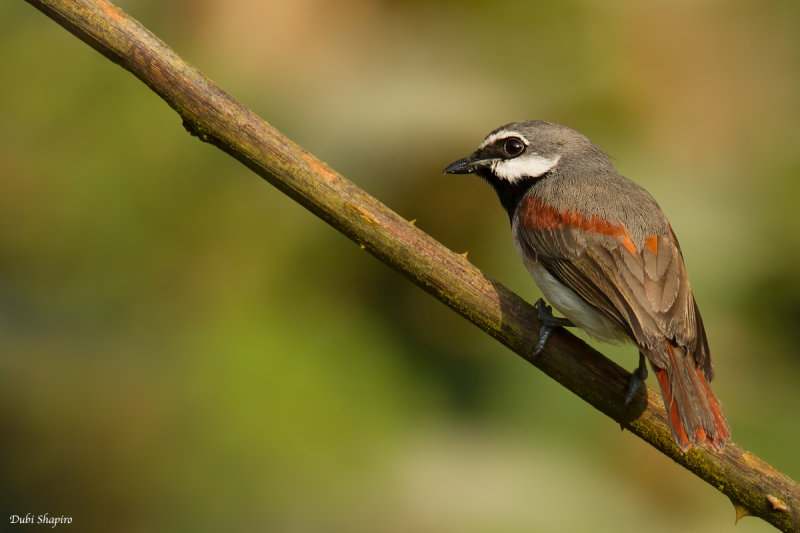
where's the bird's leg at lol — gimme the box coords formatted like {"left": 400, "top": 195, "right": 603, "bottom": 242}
{"left": 624, "top": 352, "right": 649, "bottom": 405}
{"left": 532, "top": 298, "right": 574, "bottom": 355}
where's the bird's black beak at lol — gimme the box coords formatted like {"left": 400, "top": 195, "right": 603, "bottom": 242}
{"left": 443, "top": 154, "right": 491, "bottom": 175}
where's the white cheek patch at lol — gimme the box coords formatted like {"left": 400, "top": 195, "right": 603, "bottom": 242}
{"left": 491, "top": 153, "right": 560, "bottom": 183}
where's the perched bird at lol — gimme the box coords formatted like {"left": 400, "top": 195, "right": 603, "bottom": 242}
{"left": 444, "top": 120, "right": 730, "bottom": 451}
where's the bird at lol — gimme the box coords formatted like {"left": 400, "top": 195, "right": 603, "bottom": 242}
{"left": 444, "top": 120, "right": 730, "bottom": 452}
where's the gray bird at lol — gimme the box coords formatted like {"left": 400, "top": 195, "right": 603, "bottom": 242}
{"left": 445, "top": 120, "right": 730, "bottom": 451}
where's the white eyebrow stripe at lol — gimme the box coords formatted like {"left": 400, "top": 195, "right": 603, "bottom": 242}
{"left": 491, "top": 154, "right": 560, "bottom": 183}
{"left": 478, "top": 130, "right": 529, "bottom": 149}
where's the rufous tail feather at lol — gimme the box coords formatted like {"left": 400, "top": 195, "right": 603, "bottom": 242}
{"left": 651, "top": 342, "right": 730, "bottom": 451}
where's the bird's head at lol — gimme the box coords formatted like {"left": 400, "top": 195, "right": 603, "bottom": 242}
{"left": 444, "top": 120, "right": 607, "bottom": 217}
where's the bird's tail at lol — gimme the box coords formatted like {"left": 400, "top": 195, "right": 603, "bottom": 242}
{"left": 650, "top": 342, "right": 730, "bottom": 451}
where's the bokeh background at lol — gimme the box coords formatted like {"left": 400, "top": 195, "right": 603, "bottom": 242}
{"left": 2, "top": 1, "right": 799, "bottom": 531}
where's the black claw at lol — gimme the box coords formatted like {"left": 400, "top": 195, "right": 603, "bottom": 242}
{"left": 624, "top": 352, "right": 649, "bottom": 404}
{"left": 532, "top": 327, "right": 551, "bottom": 356}
{"left": 532, "top": 299, "right": 573, "bottom": 356}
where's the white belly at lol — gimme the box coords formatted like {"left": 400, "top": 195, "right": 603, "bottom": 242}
{"left": 520, "top": 254, "right": 628, "bottom": 344}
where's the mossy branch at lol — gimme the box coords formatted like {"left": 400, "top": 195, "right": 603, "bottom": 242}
{"left": 24, "top": 0, "right": 799, "bottom": 530}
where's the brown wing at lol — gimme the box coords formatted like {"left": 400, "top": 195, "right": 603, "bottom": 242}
{"left": 521, "top": 219, "right": 730, "bottom": 449}
{"left": 518, "top": 220, "right": 712, "bottom": 380}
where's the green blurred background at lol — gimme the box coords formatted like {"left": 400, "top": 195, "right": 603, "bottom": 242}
{"left": 2, "top": 1, "right": 799, "bottom": 531}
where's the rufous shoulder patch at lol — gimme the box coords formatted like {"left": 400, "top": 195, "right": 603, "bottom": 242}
{"left": 521, "top": 195, "right": 638, "bottom": 256}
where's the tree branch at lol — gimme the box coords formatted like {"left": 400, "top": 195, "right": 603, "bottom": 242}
{"left": 24, "top": 0, "right": 799, "bottom": 530}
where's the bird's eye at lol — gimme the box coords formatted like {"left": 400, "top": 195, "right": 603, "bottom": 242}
{"left": 503, "top": 137, "right": 525, "bottom": 157}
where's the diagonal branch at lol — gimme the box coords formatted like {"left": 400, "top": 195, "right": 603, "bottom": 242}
{"left": 23, "top": 0, "right": 799, "bottom": 530}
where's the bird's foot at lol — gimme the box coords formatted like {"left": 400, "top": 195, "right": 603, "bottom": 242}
{"left": 624, "top": 352, "right": 649, "bottom": 404}
{"left": 532, "top": 298, "right": 574, "bottom": 356}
